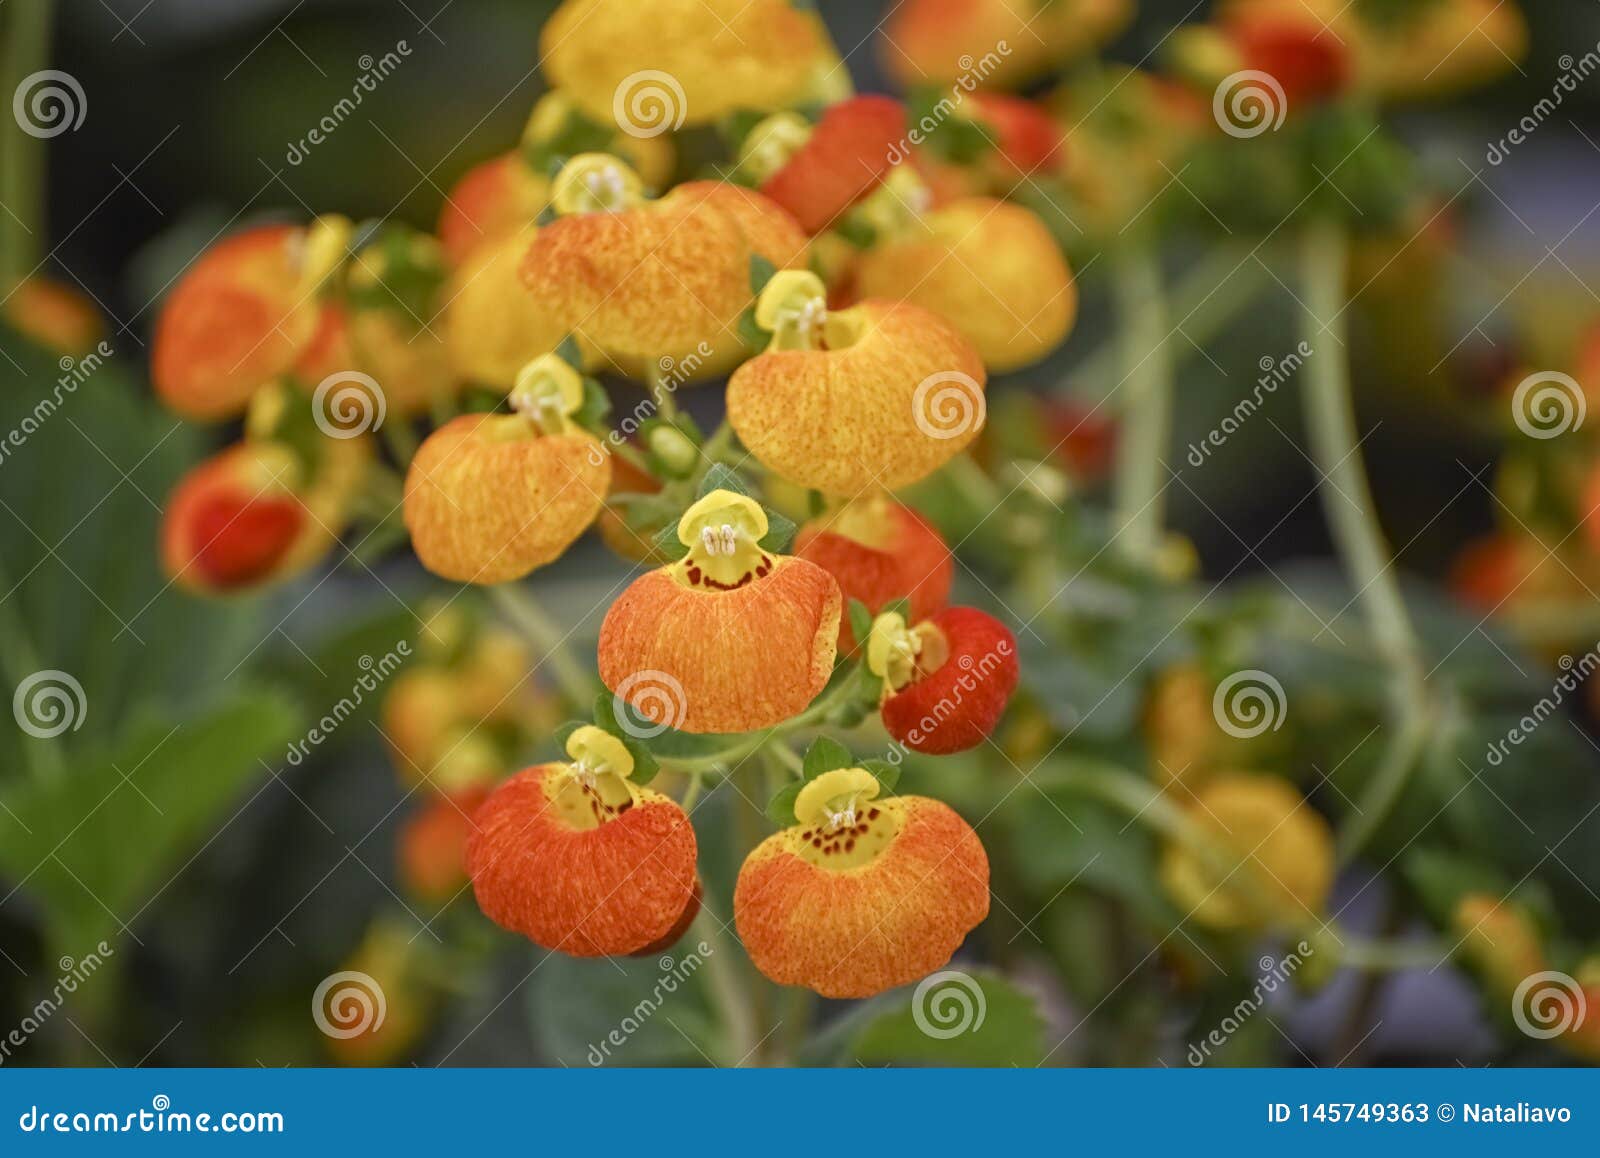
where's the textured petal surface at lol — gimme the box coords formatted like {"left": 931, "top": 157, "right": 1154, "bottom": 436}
{"left": 759, "top": 96, "right": 906, "bottom": 234}
{"left": 734, "top": 796, "right": 989, "bottom": 998}
{"left": 152, "top": 225, "right": 317, "bottom": 419}
{"left": 855, "top": 198, "right": 1075, "bottom": 373}
{"left": 466, "top": 764, "right": 698, "bottom": 956}
{"left": 598, "top": 558, "right": 840, "bottom": 734}
{"left": 404, "top": 415, "right": 610, "bottom": 585}
{"left": 881, "top": 606, "right": 1018, "bottom": 754}
{"left": 796, "top": 501, "right": 952, "bottom": 650}
{"left": 727, "top": 301, "right": 986, "bottom": 495}
{"left": 447, "top": 226, "right": 568, "bottom": 389}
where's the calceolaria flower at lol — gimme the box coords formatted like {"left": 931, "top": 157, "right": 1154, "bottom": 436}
{"left": 748, "top": 96, "right": 906, "bottom": 235}
{"left": 161, "top": 434, "right": 371, "bottom": 595}
{"left": 726, "top": 270, "right": 987, "bottom": 495}
{"left": 152, "top": 216, "right": 350, "bottom": 420}
{"left": 520, "top": 154, "right": 807, "bottom": 380}
{"left": 1158, "top": 773, "right": 1333, "bottom": 930}
{"left": 400, "top": 787, "right": 490, "bottom": 904}
{"left": 446, "top": 225, "right": 577, "bottom": 390}
{"left": 795, "top": 497, "right": 952, "bottom": 650}
{"left": 599, "top": 490, "right": 841, "bottom": 733}
{"left": 1, "top": 276, "right": 103, "bottom": 357}
{"left": 403, "top": 353, "right": 611, "bottom": 584}
{"left": 882, "top": 0, "right": 1131, "bottom": 91}
{"left": 345, "top": 226, "right": 457, "bottom": 414}
{"left": 466, "top": 726, "right": 698, "bottom": 956}
{"left": 868, "top": 607, "right": 1019, "bottom": 754}
{"left": 541, "top": 0, "right": 827, "bottom": 127}
{"left": 735, "top": 767, "right": 989, "bottom": 997}
{"left": 854, "top": 193, "right": 1077, "bottom": 372}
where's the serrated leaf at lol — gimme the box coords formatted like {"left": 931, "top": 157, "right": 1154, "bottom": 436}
{"left": 801, "top": 736, "right": 853, "bottom": 779}
{"left": 766, "top": 780, "right": 803, "bottom": 827}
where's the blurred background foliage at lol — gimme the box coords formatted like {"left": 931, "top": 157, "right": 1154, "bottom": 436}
{"left": 3, "top": 0, "right": 1600, "bottom": 1066}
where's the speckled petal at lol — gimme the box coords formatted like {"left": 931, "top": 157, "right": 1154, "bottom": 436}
{"left": 796, "top": 501, "right": 952, "bottom": 650}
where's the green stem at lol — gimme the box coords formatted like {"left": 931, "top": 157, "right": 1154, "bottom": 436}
{"left": 1, "top": 0, "right": 55, "bottom": 281}
{"left": 379, "top": 416, "right": 419, "bottom": 467}
{"left": 689, "top": 908, "right": 760, "bottom": 1066}
{"left": 1069, "top": 246, "right": 1269, "bottom": 408}
{"left": 1298, "top": 221, "right": 1432, "bottom": 863}
{"left": 487, "top": 584, "right": 596, "bottom": 708}
{"left": 657, "top": 665, "right": 868, "bottom": 776}
{"left": 1109, "top": 245, "right": 1172, "bottom": 562}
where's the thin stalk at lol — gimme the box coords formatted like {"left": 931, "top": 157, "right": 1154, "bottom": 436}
{"left": 1, "top": 0, "right": 55, "bottom": 281}
{"left": 1109, "top": 246, "right": 1173, "bottom": 562}
{"left": 688, "top": 908, "right": 761, "bottom": 1067}
{"left": 488, "top": 584, "right": 596, "bottom": 707}
{"left": 1298, "top": 221, "right": 1432, "bottom": 863}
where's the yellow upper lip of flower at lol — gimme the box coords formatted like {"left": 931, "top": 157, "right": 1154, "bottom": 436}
{"left": 671, "top": 489, "right": 779, "bottom": 591}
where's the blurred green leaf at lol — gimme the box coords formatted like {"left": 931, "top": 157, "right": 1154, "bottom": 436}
{"left": 826, "top": 971, "right": 1047, "bottom": 1066}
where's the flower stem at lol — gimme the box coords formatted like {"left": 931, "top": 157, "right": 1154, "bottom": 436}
{"left": 1297, "top": 221, "right": 1433, "bottom": 863}
{"left": 487, "top": 584, "right": 596, "bottom": 708}
{"left": 688, "top": 908, "right": 761, "bottom": 1067}
{"left": 1, "top": 0, "right": 55, "bottom": 281}
{"left": 1109, "top": 245, "right": 1173, "bottom": 563}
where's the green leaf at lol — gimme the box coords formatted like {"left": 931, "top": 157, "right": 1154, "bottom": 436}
{"left": 737, "top": 306, "right": 766, "bottom": 350}
{"left": 832, "top": 972, "right": 1047, "bottom": 1066}
{"left": 554, "top": 333, "right": 583, "bottom": 370}
{"left": 748, "top": 252, "right": 778, "bottom": 295}
{"left": 757, "top": 507, "right": 796, "bottom": 553}
{"left": 801, "top": 736, "right": 853, "bottom": 779}
{"left": 575, "top": 375, "right": 613, "bottom": 431}
{"left": 0, "top": 693, "right": 301, "bottom": 956}
{"left": 528, "top": 947, "right": 720, "bottom": 1066}
{"left": 651, "top": 521, "right": 691, "bottom": 562}
{"left": 848, "top": 599, "right": 874, "bottom": 645}
{"left": 592, "top": 693, "right": 661, "bottom": 786}
{"left": 696, "top": 463, "right": 753, "bottom": 499}
{"left": 860, "top": 758, "right": 901, "bottom": 794}
{"left": 766, "top": 780, "right": 803, "bottom": 827}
